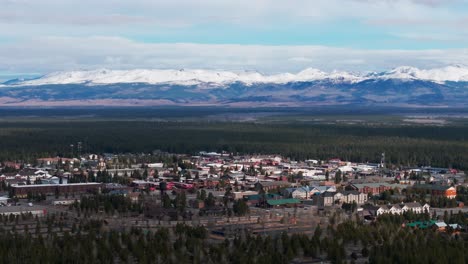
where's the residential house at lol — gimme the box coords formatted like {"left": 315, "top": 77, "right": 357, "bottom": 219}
{"left": 433, "top": 221, "right": 447, "bottom": 231}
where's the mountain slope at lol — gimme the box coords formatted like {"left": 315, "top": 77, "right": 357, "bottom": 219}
{"left": 4, "top": 65, "right": 468, "bottom": 86}
{"left": 1, "top": 66, "right": 468, "bottom": 107}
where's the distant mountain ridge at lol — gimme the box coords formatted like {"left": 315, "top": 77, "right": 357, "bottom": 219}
{"left": 1, "top": 66, "right": 468, "bottom": 107}
{"left": 4, "top": 65, "right": 468, "bottom": 86}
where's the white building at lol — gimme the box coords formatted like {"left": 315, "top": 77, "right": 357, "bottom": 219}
{"left": 375, "top": 202, "right": 430, "bottom": 216}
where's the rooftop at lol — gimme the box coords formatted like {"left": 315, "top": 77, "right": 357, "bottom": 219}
{"left": 267, "top": 198, "right": 301, "bottom": 206}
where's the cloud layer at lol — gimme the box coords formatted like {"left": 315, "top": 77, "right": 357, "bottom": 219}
{"left": 1, "top": 36, "right": 467, "bottom": 75}
{"left": 0, "top": 0, "right": 467, "bottom": 78}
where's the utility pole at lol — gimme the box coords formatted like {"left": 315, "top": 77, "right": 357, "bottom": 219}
{"left": 380, "top": 152, "right": 386, "bottom": 168}
{"left": 77, "top": 142, "right": 82, "bottom": 157}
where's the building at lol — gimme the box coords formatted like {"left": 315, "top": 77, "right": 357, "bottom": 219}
{"left": 350, "top": 183, "right": 406, "bottom": 195}
{"left": 401, "top": 202, "right": 430, "bottom": 214}
{"left": 266, "top": 198, "right": 301, "bottom": 208}
{"left": 282, "top": 186, "right": 318, "bottom": 199}
{"left": 315, "top": 191, "right": 368, "bottom": 207}
{"left": 243, "top": 193, "right": 281, "bottom": 206}
{"left": 11, "top": 183, "right": 103, "bottom": 198}
{"left": 412, "top": 184, "right": 457, "bottom": 199}
{"left": 0, "top": 206, "right": 47, "bottom": 217}
{"left": 232, "top": 191, "right": 258, "bottom": 200}
{"left": 370, "top": 202, "right": 430, "bottom": 216}
{"left": 255, "top": 181, "right": 292, "bottom": 192}
{"left": 36, "top": 157, "right": 76, "bottom": 166}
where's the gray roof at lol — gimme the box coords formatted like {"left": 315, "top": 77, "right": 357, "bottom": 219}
{"left": 413, "top": 184, "right": 454, "bottom": 191}
{"left": 257, "top": 181, "right": 291, "bottom": 187}
{"left": 404, "top": 202, "right": 422, "bottom": 208}
{"left": 340, "top": 190, "right": 361, "bottom": 196}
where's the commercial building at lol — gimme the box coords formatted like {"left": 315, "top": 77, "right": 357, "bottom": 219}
{"left": 11, "top": 183, "right": 103, "bottom": 198}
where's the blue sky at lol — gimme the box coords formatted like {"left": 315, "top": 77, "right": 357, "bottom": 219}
{"left": 1, "top": 0, "right": 468, "bottom": 80}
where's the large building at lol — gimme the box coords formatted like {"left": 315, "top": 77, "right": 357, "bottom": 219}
{"left": 316, "top": 191, "right": 368, "bottom": 207}
{"left": 0, "top": 206, "right": 47, "bottom": 217}
{"left": 412, "top": 184, "right": 457, "bottom": 199}
{"left": 369, "top": 202, "right": 431, "bottom": 216}
{"left": 255, "top": 181, "right": 292, "bottom": 192}
{"left": 11, "top": 183, "right": 103, "bottom": 198}
{"left": 350, "top": 183, "right": 407, "bottom": 195}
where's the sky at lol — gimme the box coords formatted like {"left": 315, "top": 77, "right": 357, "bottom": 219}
{"left": 1, "top": 0, "right": 468, "bottom": 80}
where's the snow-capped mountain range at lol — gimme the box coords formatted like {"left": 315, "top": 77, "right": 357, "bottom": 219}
{"left": 5, "top": 65, "right": 468, "bottom": 86}
{"left": 1, "top": 65, "right": 468, "bottom": 107}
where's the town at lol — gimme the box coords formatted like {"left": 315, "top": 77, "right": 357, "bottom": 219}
{"left": 2, "top": 150, "right": 466, "bottom": 226}
{"left": 0, "top": 147, "right": 467, "bottom": 263}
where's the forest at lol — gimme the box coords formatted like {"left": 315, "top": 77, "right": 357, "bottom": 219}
{"left": 0, "top": 213, "right": 466, "bottom": 264}
{"left": 0, "top": 119, "right": 467, "bottom": 170}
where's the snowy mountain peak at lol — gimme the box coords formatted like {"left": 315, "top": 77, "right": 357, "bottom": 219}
{"left": 379, "top": 65, "right": 468, "bottom": 82}
{"left": 4, "top": 65, "right": 468, "bottom": 86}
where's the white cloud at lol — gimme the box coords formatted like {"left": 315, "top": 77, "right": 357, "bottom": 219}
{"left": 0, "top": 0, "right": 465, "bottom": 27}
{"left": 0, "top": 0, "right": 466, "bottom": 78}
{"left": 1, "top": 36, "right": 467, "bottom": 76}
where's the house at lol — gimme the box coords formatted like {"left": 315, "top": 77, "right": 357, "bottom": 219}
{"left": 376, "top": 205, "right": 389, "bottom": 216}
{"left": 388, "top": 204, "right": 402, "bottom": 215}
{"left": 448, "top": 223, "right": 461, "bottom": 229}
{"left": 433, "top": 221, "right": 447, "bottom": 231}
